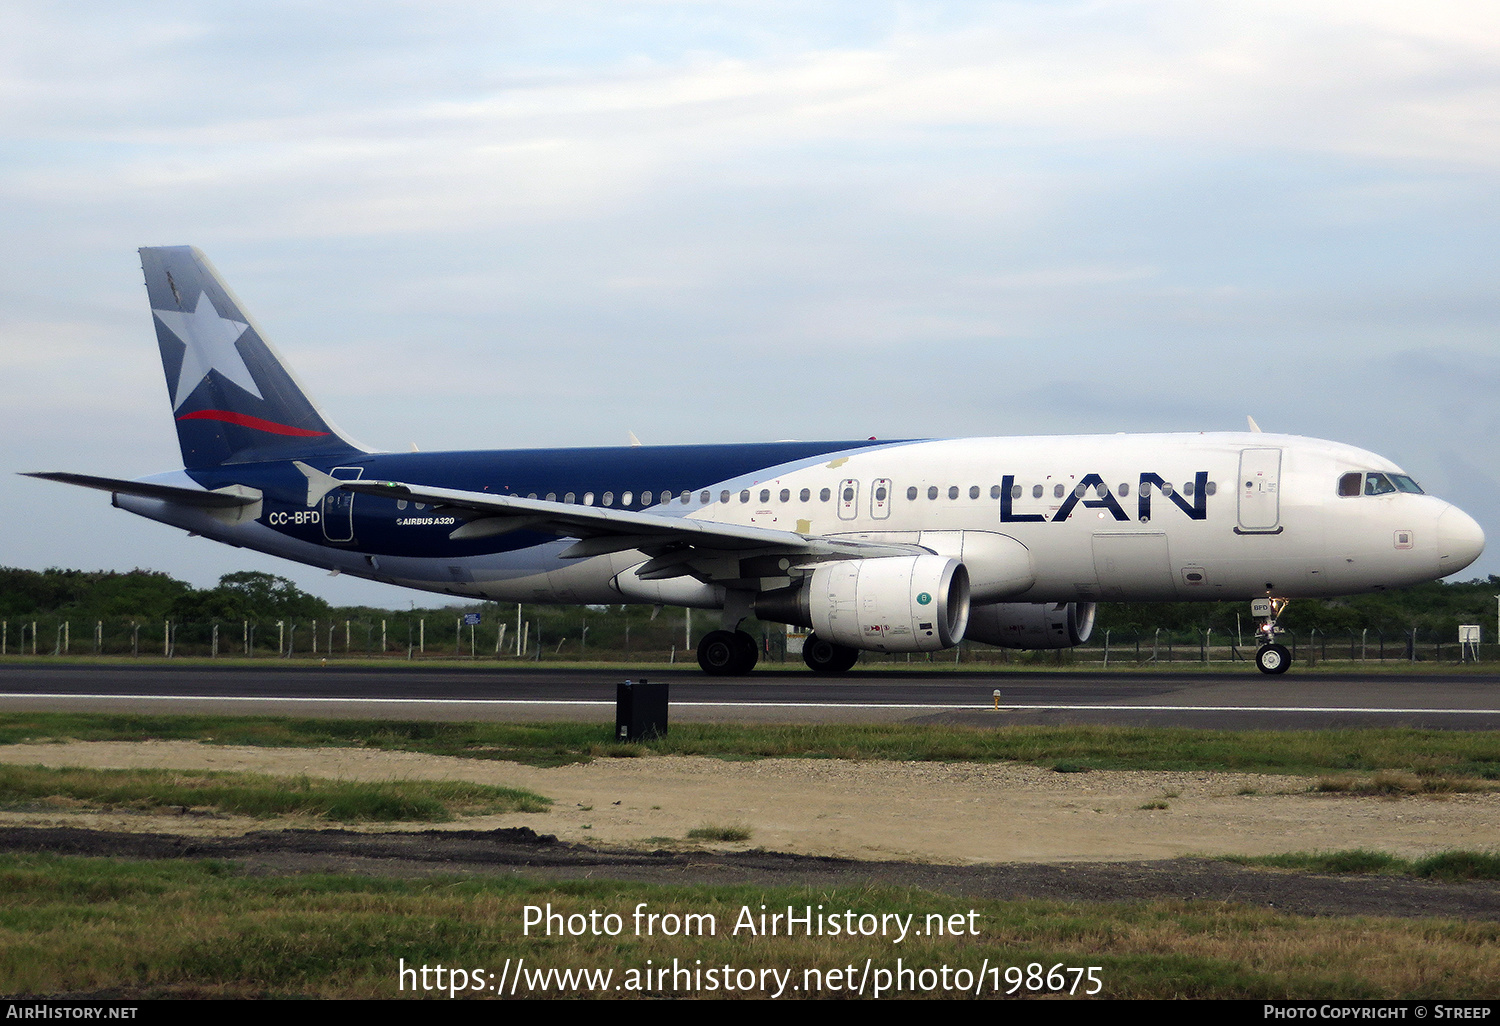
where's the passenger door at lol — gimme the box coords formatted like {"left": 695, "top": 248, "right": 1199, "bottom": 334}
{"left": 1236, "top": 448, "right": 1282, "bottom": 532}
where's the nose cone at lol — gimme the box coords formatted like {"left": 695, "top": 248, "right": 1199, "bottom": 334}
{"left": 1437, "top": 505, "right": 1485, "bottom": 577}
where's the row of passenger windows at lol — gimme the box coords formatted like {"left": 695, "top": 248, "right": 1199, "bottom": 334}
{"left": 493, "top": 480, "right": 1218, "bottom": 508}
{"left": 1337, "top": 472, "right": 1424, "bottom": 497}
{"left": 516, "top": 488, "right": 842, "bottom": 506}
{"left": 521, "top": 490, "right": 689, "bottom": 507}
{"left": 904, "top": 481, "right": 1216, "bottom": 501}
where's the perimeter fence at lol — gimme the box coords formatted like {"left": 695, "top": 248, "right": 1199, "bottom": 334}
{"left": 0, "top": 615, "right": 1492, "bottom": 666}
{"left": 0, "top": 614, "right": 542, "bottom": 661}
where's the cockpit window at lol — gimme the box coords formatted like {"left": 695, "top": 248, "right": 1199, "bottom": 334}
{"left": 1341, "top": 471, "right": 1424, "bottom": 497}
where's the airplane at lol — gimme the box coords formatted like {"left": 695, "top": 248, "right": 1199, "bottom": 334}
{"left": 26, "top": 247, "right": 1486, "bottom": 676}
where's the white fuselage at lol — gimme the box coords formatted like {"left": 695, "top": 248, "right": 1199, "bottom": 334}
{"left": 121, "top": 431, "right": 1484, "bottom": 610}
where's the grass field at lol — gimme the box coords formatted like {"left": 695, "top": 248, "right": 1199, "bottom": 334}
{"left": 0, "top": 764, "right": 548, "bottom": 821}
{"left": 3, "top": 712, "right": 1499, "bottom": 999}
{"left": 2, "top": 854, "right": 1498, "bottom": 999}
{"left": 1220, "top": 849, "right": 1500, "bottom": 881}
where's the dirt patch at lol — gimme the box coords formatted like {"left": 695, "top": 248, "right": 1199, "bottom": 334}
{"left": 1, "top": 740, "right": 1496, "bottom": 864}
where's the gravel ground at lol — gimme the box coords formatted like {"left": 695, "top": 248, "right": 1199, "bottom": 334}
{"left": 1, "top": 740, "right": 1497, "bottom": 918}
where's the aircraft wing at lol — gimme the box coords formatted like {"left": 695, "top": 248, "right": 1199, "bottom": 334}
{"left": 23, "top": 472, "right": 261, "bottom": 509}
{"left": 340, "top": 479, "right": 927, "bottom": 575}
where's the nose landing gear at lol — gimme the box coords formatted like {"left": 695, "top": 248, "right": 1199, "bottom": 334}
{"left": 1253, "top": 597, "right": 1291, "bottom": 674}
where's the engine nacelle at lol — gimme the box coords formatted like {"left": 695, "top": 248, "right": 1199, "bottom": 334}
{"left": 757, "top": 555, "right": 970, "bottom": 653}
{"left": 964, "top": 601, "right": 1096, "bottom": 649}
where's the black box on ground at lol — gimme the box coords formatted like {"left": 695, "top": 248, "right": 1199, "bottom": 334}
{"left": 615, "top": 679, "right": 668, "bottom": 741}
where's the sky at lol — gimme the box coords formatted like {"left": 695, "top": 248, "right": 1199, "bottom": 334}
{"left": 3, "top": 0, "right": 1499, "bottom": 608}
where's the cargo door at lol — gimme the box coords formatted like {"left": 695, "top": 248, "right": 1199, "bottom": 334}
{"left": 1091, "top": 532, "right": 1176, "bottom": 600}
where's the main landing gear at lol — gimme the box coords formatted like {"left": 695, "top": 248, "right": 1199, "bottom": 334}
{"left": 697, "top": 630, "right": 759, "bottom": 676}
{"left": 1253, "top": 597, "right": 1291, "bottom": 675}
{"left": 802, "top": 632, "right": 860, "bottom": 674}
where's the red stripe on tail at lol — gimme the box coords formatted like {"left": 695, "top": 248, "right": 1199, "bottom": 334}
{"left": 176, "top": 409, "right": 329, "bottom": 437}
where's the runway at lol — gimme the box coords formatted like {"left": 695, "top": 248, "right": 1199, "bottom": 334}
{"left": 3, "top": 663, "right": 1500, "bottom": 728}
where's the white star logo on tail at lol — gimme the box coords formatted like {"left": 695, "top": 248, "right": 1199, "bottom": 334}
{"left": 153, "top": 292, "right": 262, "bottom": 410}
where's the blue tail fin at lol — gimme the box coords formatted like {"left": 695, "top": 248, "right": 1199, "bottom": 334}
{"left": 140, "top": 246, "right": 365, "bottom": 469}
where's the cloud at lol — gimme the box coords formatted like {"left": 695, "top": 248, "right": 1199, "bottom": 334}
{"left": 4, "top": 1, "right": 1500, "bottom": 595}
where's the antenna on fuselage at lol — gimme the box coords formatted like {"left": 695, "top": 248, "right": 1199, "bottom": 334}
{"left": 1247, "top": 415, "right": 1263, "bottom": 433}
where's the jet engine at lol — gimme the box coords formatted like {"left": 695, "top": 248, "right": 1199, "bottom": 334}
{"left": 756, "top": 554, "right": 970, "bottom": 653}
{"left": 963, "top": 601, "right": 1096, "bottom": 649}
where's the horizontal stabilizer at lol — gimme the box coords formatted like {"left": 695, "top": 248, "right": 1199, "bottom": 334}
{"left": 23, "top": 472, "right": 261, "bottom": 509}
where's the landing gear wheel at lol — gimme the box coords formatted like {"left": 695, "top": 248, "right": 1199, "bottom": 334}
{"left": 802, "top": 633, "right": 860, "bottom": 673}
{"left": 698, "top": 630, "right": 754, "bottom": 676}
{"left": 1256, "top": 643, "right": 1292, "bottom": 675}
{"left": 734, "top": 630, "right": 759, "bottom": 672}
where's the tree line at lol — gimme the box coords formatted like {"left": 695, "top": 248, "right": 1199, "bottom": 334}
{"left": 2, "top": 565, "right": 1497, "bottom": 655}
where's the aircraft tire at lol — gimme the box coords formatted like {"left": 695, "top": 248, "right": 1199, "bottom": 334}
{"left": 1255, "top": 643, "right": 1292, "bottom": 675}
{"left": 734, "top": 630, "right": 759, "bottom": 672}
{"left": 803, "top": 633, "right": 860, "bottom": 673}
{"left": 698, "top": 630, "right": 752, "bottom": 676}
